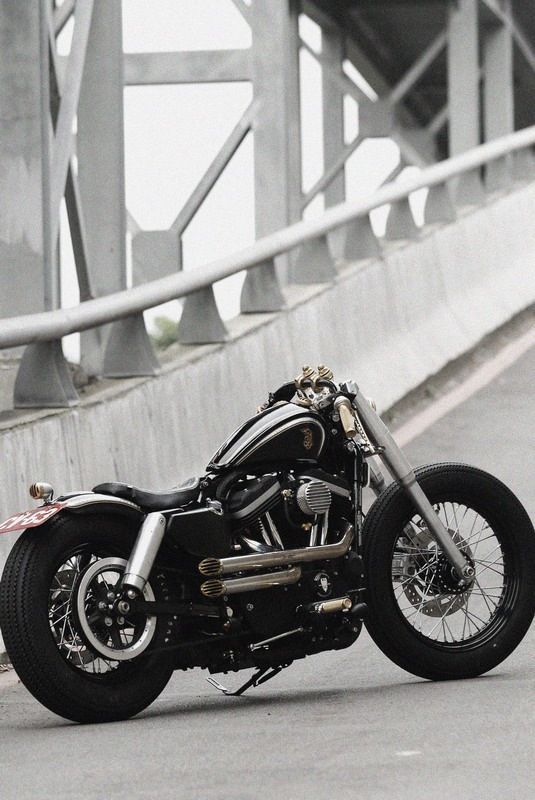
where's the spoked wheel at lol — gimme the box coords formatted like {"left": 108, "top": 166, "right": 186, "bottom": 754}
{"left": 49, "top": 554, "right": 158, "bottom": 672}
{"left": 363, "top": 464, "right": 535, "bottom": 680}
{"left": 0, "top": 515, "right": 174, "bottom": 723}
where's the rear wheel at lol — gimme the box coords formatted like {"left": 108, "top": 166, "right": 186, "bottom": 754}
{"left": 363, "top": 464, "right": 535, "bottom": 680}
{"left": 0, "top": 514, "right": 174, "bottom": 723}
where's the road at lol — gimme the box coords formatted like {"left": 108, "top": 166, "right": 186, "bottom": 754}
{"left": 0, "top": 341, "right": 534, "bottom": 800}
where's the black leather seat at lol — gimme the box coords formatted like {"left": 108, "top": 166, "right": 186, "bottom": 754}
{"left": 93, "top": 477, "right": 200, "bottom": 512}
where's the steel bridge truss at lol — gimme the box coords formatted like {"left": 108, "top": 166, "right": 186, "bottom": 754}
{"left": 1, "top": 0, "right": 535, "bottom": 407}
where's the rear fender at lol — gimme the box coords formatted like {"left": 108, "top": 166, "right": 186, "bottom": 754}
{"left": 0, "top": 493, "right": 143, "bottom": 535}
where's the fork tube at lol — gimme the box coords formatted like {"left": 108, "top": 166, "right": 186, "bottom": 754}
{"left": 352, "top": 389, "right": 470, "bottom": 580}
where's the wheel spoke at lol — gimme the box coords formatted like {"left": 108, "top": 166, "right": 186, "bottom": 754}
{"left": 392, "top": 501, "right": 506, "bottom": 645}
{"left": 48, "top": 548, "right": 122, "bottom": 675}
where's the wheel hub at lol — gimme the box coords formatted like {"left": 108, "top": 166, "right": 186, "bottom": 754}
{"left": 74, "top": 557, "right": 157, "bottom": 662}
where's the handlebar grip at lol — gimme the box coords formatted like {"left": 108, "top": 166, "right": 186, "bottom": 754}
{"left": 335, "top": 397, "right": 357, "bottom": 438}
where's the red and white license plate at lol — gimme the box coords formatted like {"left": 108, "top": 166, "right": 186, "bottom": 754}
{"left": 0, "top": 504, "right": 64, "bottom": 534}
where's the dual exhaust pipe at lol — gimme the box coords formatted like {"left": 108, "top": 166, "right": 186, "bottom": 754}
{"left": 199, "top": 522, "right": 353, "bottom": 598}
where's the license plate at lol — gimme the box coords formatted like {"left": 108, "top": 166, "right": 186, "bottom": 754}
{"left": 0, "top": 504, "right": 64, "bottom": 534}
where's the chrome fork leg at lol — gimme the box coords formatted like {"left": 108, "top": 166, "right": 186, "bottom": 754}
{"left": 351, "top": 388, "right": 472, "bottom": 582}
{"left": 122, "top": 512, "right": 166, "bottom": 593}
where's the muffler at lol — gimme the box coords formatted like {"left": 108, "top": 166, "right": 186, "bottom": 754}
{"left": 199, "top": 522, "right": 353, "bottom": 577}
{"left": 201, "top": 565, "right": 301, "bottom": 598}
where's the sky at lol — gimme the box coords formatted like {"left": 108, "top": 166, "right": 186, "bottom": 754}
{"left": 58, "top": 0, "right": 425, "bottom": 360}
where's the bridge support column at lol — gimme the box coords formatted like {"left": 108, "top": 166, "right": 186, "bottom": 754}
{"left": 448, "top": 0, "right": 484, "bottom": 207}
{"left": 0, "top": 3, "right": 49, "bottom": 321}
{"left": 483, "top": 7, "right": 514, "bottom": 193}
{"left": 244, "top": 0, "right": 301, "bottom": 301}
{"left": 322, "top": 25, "right": 347, "bottom": 261}
{"left": 77, "top": 0, "right": 128, "bottom": 375}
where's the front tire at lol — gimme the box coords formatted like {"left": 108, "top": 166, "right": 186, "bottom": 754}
{"left": 0, "top": 514, "right": 174, "bottom": 723}
{"left": 363, "top": 464, "right": 535, "bottom": 680}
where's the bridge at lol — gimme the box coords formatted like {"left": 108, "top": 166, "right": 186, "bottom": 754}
{"left": 1, "top": 1, "right": 535, "bottom": 783}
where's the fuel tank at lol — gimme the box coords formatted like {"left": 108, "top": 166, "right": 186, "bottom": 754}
{"left": 208, "top": 403, "right": 327, "bottom": 471}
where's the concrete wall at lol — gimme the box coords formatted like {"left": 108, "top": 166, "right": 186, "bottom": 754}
{"left": 1, "top": 181, "right": 535, "bottom": 652}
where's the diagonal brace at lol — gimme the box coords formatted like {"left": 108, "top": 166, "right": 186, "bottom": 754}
{"left": 171, "top": 100, "right": 258, "bottom": 235}
{"left": 50, "top": 0, "right": 94, "bottom": 245}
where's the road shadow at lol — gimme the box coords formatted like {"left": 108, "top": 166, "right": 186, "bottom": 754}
{"left": 5, "top": 668, "right": 522, "bottom": 731}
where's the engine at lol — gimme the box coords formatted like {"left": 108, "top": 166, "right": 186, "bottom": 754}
{"left": 226, "top": 468, "right": 352, "bottom": 552}
{"left": 204, "top": 468, "right": 362, "bottom": 668}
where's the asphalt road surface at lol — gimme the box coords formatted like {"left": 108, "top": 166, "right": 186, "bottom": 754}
{"left": 1, "top": 342, "right": 534, "bottom": 800}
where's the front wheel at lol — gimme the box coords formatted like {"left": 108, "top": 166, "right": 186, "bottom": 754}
{"left": 0, "top": 514, "right": 175, "bottom": 723}
{"left": 363, "top": 464, "right": 535, "bottom": 680}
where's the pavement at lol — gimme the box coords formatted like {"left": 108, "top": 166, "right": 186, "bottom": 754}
{"left": 0, "top": 339, "right": 534, "bottom": 800}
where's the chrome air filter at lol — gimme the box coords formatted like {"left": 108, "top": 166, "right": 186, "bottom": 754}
{"left": 296, "top": 481, "right": 332, "bottom": 516}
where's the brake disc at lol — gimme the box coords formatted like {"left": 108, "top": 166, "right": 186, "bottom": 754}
{"left": 400, "top": 525, "right": 473, "bottom": 618}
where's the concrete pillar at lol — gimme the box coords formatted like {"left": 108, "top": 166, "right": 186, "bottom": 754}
{"left": 0, "top": 2, "right": 50, "bottom": 319}
{"left": 251, "top": 0, "right": 301, "bottom": 236}
{"left": 246, "top": 0, "right": 302, "bottom": 296}
{"left": 447, "top": 0, "right": 480, "bottom": 156}
{"left": 448, "top": 0, "right": 484, "bottom": 206}
{"left": 483, "top": 8, "right": 514, "bottom": 191}
{"left": 322, "top": 26, "right": 345, "bottom": 208}
{"left": 78, "top": 0, "right": 127, "bottom": 374}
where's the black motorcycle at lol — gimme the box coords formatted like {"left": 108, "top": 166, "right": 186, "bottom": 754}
{"left": 1, "top": 365, "right": 534, "bottom": 723}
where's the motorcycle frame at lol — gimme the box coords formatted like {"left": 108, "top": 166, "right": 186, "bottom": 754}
{"left": 116, "top": 379, "right": 473, "bottom": 598}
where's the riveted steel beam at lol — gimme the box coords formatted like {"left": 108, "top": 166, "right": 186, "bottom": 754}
{"left": 123, "top": 49, "right": 252, "bottom": 86}
{"left": 483, "top": 2, "right": 514, "bottom": 193}
{"left": 78, "top": 0, "right": 127, "bottom": 376}
{"left": 322, "top": 26, "right": 346, "bottom": 208}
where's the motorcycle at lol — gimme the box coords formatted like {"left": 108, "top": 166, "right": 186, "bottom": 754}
{"left": 0, "top": 364, "right": 534, "bottom": 723}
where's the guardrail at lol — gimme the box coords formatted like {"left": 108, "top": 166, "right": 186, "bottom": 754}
{"left": 5, "top": 125, "right": 535, "bottom": 408}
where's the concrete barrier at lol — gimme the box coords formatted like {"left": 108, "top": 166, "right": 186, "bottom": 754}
{"left": 1, "top": 180, "right": 535, "bottom": 653}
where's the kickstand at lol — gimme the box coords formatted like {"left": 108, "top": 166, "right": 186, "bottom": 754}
{"left": 206, "top": 665, "right": 286, "bottom": 697}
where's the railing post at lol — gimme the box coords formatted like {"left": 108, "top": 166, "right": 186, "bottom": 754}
{"left": 177, "top": 287, "right": 228, "bottom": 345}
{"left": 454, "top": 169, "right": 486, "bottom": 208}
{"left": 241, "top": 260, "right": 285, "bottom": 313}
{"left": 384, "top": 197, "right": 419, "bottom": 242}
{"left": 423, "top": 182, "right": 456, "bottom": 225}
{"left": 14, "top": 342, "right": 78, "bottom": 408}
{"left": 342, "top": 215, "right": 381, "bottom": 261}
{"left": 289, "top": 236, "right": 337, "bottom": 284}
{"left": 103, "top": 314, "right": 159, "bottom": 377}
{"left": 512, "top": 147, "right": 535, "bottom": 183}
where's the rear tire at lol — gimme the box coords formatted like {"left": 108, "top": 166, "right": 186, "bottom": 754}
{"left": 363, "top": 464, "right": 535, "bottom": 680}
{"left": 0, "top": 514, "right": 174, "bottom": 723}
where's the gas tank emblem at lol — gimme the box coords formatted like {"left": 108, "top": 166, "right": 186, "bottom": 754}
{"left": 301, "top": 427, "right": 314, "bottom": 451}
{"left": 314, "top": 572, "right": 332, "bottom": 598}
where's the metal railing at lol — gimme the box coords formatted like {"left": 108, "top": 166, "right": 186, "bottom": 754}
{"left": 5, "top": 124, "right": 535, "bottom": 408}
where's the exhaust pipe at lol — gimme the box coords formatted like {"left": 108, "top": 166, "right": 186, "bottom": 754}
{"left": 201, "top": 566, "right": 301, "bottom": 598}
{"left": 199, "top": 522, "right": 353, "bottom": 577}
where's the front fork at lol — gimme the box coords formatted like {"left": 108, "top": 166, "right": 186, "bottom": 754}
{"left": 348, "top": 386, "right": 474, "bottom": 585}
